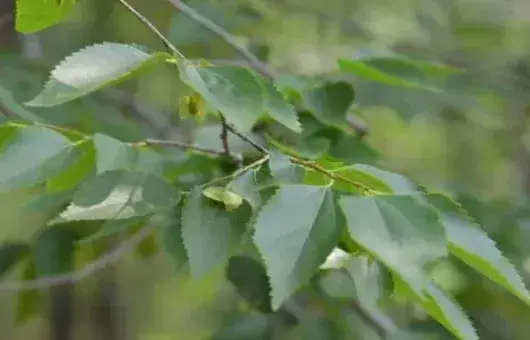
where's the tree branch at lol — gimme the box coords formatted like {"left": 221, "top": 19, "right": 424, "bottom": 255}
{"left": 168, "top": 0, "right": 273, "bottom": 77}
{"left": 116, "top": 0, "right": 184, "bottom": 58}
{"left": 0, "top": 225, "right": 156, "bottom": 292}
{"left": 134, "top": 138, "right": 242, "bottom": 163}
{"left": 167, "top": 0, "right": 368, "bottom": 136}
{"left": 225, "top": 124, "right": 269, "bottom": 154}
{"left": 219, "top": 115, "right": 230, "bottom": 156}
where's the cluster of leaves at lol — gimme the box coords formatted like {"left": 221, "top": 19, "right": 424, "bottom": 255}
{"left": 2, "top": 0, "right": 530, "bottom": 339}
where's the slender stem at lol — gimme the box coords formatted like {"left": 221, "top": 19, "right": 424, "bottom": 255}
{"left": 134, "top": 138, "right": 243, "bottom": 163}
{"left": 0, "top": 225, "right": 156, "bottom": 291}
{"left": 289, "top": 158, "right": 371, "bottom": 192}
{"left": 167, "top": 0, "right": 273, "bottom": 77}
{"left": 204, "top": 154, "right": 270, "bottom": 187}
{"left": 219, "top": 116, "right": 230, "bottom": 156}
{"left": 116, "top": 0, "right": 185, "bottom": 59}
{"left": 225, "top": 125, "right": 269, "bottom": 154}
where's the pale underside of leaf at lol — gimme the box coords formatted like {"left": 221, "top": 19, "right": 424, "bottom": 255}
{"left": 26, "top": 42, "right": 169, "bottom": 107}
{"left": 339, "top": 195, "right": 447, "bottom": 297}
{"left": 58, "top": 186, "right": 145, "bottom": 221}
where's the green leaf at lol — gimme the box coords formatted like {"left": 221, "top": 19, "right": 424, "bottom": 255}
{"left": 339, "top": 195, "right": 447, "bottom": 297}
{"left": 353, "top": 165, "right": 417, "bottom": 193}
{"left": 16, "top": 259, "right": 43, "bottom": 323}
{"left": 226, "top": 256, "right": 272, "bottom": 313}
{"left": 0, "top": 243, "right": 30, "bottom": 278}
{"left": 428, "top": 194, "right": 530, "bottom": 304}
{"left": 330, "top": 166, "right": 393, "bottom": 194}
{"left": 447, "top": 216, "right": 530, "bottom": 303}
{"left": 301, "top": 82, "right": 355, "bottom": 127}
{"left": 73, "top": 171, "right": 123, "bottom": 207}
{"left": 0, "top": 125, "right": 73, "bottom": 191}
{"left": 275, "top": 74, "right": 313, "bottom": 100}
{"left": 260, "top": 77, "right": 301, "bottom": 133}
{"left": 26, "top": 43, "right": 169, "bottom": 107}
{"left": 268, "top": 151, "right": 304, "bottom": 184}
{"left": 33, "top": 227, "right": 77, "bottom": 276}
{"left": 24, "top": 189, "right": 74, "bottom": 216}
{"left": 47, "top": 139, "right": 96, "bottom": 191}
{"left": 181, "top": 188, "right": 250, "bottom": 279}
{"left": 178, "top": 63, "right": 263, "bottom": 133}
{"left": 0, "top": 83, "right": 44, "bottom": 122}
{"left": 338, "top": 55, "right": 461, "bottom": 92}
{"left": 93, "top": 134, "right": 138, "bottom": 173}
{"left": 253, "top": 185, "right": 340, "bottom": 310}
{"left": 141, "top": 174, "right": 181, "bottom": 208}
{"left": 202, "top": 186, "right": 244, "bottom": 211}
{"left": 161, "top": 205, "right": 188, "bottom": 272}
{"left": 16, "top": 0, "right": 77, "bottom": 34}
{"left": 228, "top": 170, "right": 262, "bottom": 211}
{"left": 396, "top": 278, "right": 478, "bottom": 340}
{"left": 328, "top": 135, "right": 380, "bottom": 164}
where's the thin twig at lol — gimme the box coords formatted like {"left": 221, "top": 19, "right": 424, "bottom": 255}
{"left": 225, "top": 125, "right": 268, "bottom": 154}
{"left": 219, "top": 116, "right": 230, "bottom": 156}
{"left": 204, "top": 154, "right": 270, "bottom": 187}
{"left": 116, "top": 0, "right": 184, "bottom": 58}
{"left": 0, "top": 225, "right": 156, "bottom": 292}
{"left": 289, "top": 158, "right": 373, "bottom": 193}
{"left": 166, "top": 0, "right": 368, "bottom": 136}
{"left": 168, "top": 0, "right": 272, "bottom": 77}
{"left": 134, "top": 138, "right": 241, "bottom": 161}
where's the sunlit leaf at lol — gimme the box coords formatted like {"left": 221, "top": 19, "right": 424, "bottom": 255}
{"left": 202, "top": 186, "right": 244, "bottom": 211}
{"left": 395, "top": 278, "right": 478, "bottom": 340}
{"left": 26, "top": 43, "right": 170, "bottom": 107}
{"left": 429, "top": 194, "right": 530, "bottom": 305}
{"left": 16, "top": 0, "right": 77, "bottom": 34}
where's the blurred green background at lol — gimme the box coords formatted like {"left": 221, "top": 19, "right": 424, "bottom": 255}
{"left": 3, "top": 0, "right": 530, "bottom": 339}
